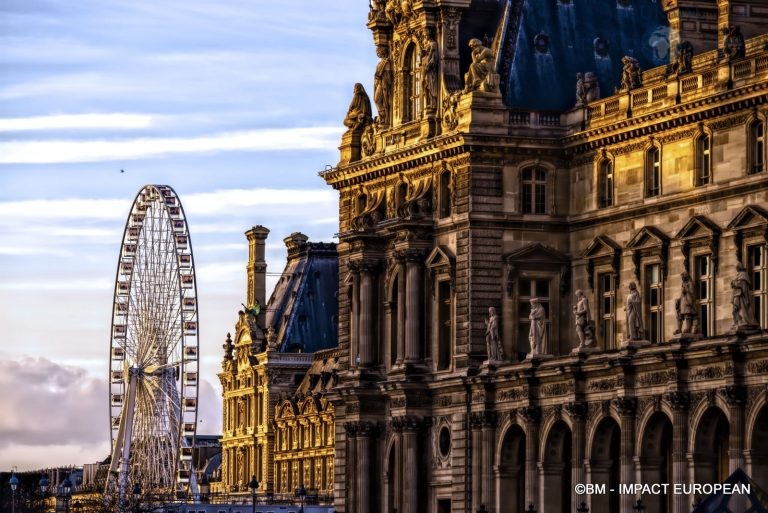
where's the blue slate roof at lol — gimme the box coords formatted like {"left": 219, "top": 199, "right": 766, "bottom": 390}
{"left": 264, "top": 235, "right": 338, "bottom": 354}
{"left": 478, "top": 0, "right": 669, "bottom": 110}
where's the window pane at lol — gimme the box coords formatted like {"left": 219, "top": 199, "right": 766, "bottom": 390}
{"left": 535, "top": 184, "right": 546, "bottom": 214}
{"left": 523, "top": 168, "right": 532, "bottom": 180}
{"left": 519, "top": 279, "right": 532, "bottom": 297}
{"left": 650, "top": 288, "right": 659, "bottom": 306}
{"left": 603, "top": 296, "right": 612, "bottom": 314}
{"left": 602, "top": 273, "right": 613, "bottom": 291}
{"left": 535, "top": 168, "right": 546, "bottom": 181}
{"left": 751, "top": 246, "right": 762, "bottom": 267}
{"left": 535, "top": 280, "right": 549, "bottom": 297}
{"left": 522, "top": 184, "right": 532, "bottom": 214}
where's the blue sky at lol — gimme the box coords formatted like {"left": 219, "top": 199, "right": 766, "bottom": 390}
{"left": 0, "top": 0, "right": 376, "bottom": 471}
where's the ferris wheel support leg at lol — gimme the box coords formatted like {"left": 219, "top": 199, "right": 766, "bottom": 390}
{"left": 116, "top": 370, "right": 139, "bottom": 512}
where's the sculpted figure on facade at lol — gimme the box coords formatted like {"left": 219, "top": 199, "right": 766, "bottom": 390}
{"left": 374, "top": 46, "right": 393, "bottom": 127}
{"left": 674, "top": 271, "right": 699, "bottom": 335}
{"left": 620, "top": 56, "right": 642, "bottom": 90}
{"left": 723, "top": 25, "right": 746, "bottom": 62}
{"left": 575, "top": 73, "right": 586, "bottom": 107}
{"left": 384, "top": 0, "right": 402, "bottom": 26}
{"left": 485, "top": 306, "right": 504, "bottom": 361}
{"left": 731, "top": 262, "right": 758, "bottom": 329}
{"left": 421, "top": 31, "right": 439, "bottom": 111}
{"left": 442, "top": 91, "right": 461, "bottom": 131}
{"left": 573, "top": 289, "right": 595, "bottom": 348}
{"left": 675, "top": 41, "right": 694, "bottom": 75}
{"left": 584, "top": 72, "right": 600, "bottom": 102}
{"left": 343, "top": 83, "right": 373, "bottom": 132}
{"left": 528, "top": 298, "right": 549, "bottom": 356}
{"left": 625, "top": 281, "right": 645, "bottom": 341}
{"left": 463, "top": 38, "right": 494, "bottom": 93}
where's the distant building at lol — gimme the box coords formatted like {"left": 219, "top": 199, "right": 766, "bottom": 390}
{"left": 319, "top": 0, "right": 768, "bottom": 512}
{"left": 215, "top": 228, "right": 338, "bottom": 500}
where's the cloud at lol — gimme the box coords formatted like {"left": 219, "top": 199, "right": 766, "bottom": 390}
{"left": 0, "top": 126, "right": 344, "bottom": 164}
{"left": 0, "top": 356, "right": 221, "bottom": 471}
{"left": 0, "top": 113, "right": 155, "bottom": 131}
{"left": 0, "top": 279, "right": 113, "bottom": 291}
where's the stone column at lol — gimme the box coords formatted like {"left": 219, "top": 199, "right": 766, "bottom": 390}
{"left": 470, "top": 414, "right": 483, "bottom": 513}
{"left": 566, "top": 402, "right": 588, "bottom": 513}
{"left": 725, "top": 385, "right": 747, "bottom": 473}
{"left": 344, "top": 422, "right": 358, "bottom": 511}
{"left": 402, "top": 418, "right": 420, "bottom": 513}
{"left": 666, "top": 392, "right": 690, "bottom": 513}
{"left": 520, "top": 406, "right": 541, "bottom": 511}
{"left": 397, "top": 258, "right": 406, "bottom": 364}
{"left": 614, "top": 397, "right": 637, "bottom": 513}
{"left": 350, "top": 264, "right": 360, "bottom": 367}
{"left": 405, "top": 251, "right": 423, "bottom": 362}
{"left": 359, "top": 265, "right": 375, "bottom": 366}
{"left": 481, "top": 412, "right": 498, "bottom": 511}
{"left": 356, "top": 422, "right": 373, "bottom": 513}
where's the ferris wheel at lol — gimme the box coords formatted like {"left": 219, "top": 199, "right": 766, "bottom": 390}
{"left": 107, "top": 185, "right": 199, "bottom": 503}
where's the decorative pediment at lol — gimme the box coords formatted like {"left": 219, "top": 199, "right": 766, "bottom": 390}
{"left": 676, "top": 216, "right": 722, "bottom": 273}
{"left": 626, "top": 227, "right": 670, "bottom": 281}
{"left": 504, "top": 242, "right": 570, "bottom": 264}
{"left": 504, "top": 243, "right": 571, "bottom": 297}
{"left": 425, "top": 245, "right": 455, "bottom": 270}
{"left": 676, "top": 215, "right": 721, "bottom": 240}
{"left": 626, "top": 226, "right": 670, "bottom": 250}
{"left": 582, "top": 236, "right": 622, "bottom": 291}
{"left": 276, "top": 400, "right": 298, "bottom": 419}
{"left": 727, "top": 205, "right": 768, "bottom": 262}
{"left": 726, "top": 204, "right": 768, "bottom": 230}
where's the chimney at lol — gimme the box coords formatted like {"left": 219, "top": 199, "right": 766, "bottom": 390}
{"left": 284, "top": 232, "right": 309, "bottom": 261}
{"left": 245, "top": 225, "right": 269, "bottom": 324}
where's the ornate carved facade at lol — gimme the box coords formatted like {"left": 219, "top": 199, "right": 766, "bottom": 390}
{"left": 215, "top": 229, "right": 338, "bottom": 497}
{"left": 321, "top": 1, "right": 768, "bottom": 513}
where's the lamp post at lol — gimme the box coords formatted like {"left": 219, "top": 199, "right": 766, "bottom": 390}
{"left": 297, "top": 484, "right": 306, "bottom": 513}
{"left": 9, "top": 471, "right": 19, "bottom": 513}
{"left": 632, "top": 499, "right": 645, "bottom": 513}
{"left": 61, "top": 475, "right": 73, "bottom": 513}
{"left": 132, "top": 483, "right": 141, "bottom": 513}
{"left": 248, "top": 475, "right": 259, "bottom": 513}
{"left": 577, "top": 502, "right": 590, "bottom": 513}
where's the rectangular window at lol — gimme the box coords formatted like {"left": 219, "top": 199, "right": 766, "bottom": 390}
{"left": 518, "top": 278, "right": 551, "bottom": 356}
{"left": 749, "top": 245, "right": 768, "bottom": 327}
{"left": 436, "top": 280, "right": 452, "bottom": 370}
{"left": 599, "top": 273, "right": 615, "bottom": 349}
{"left": 751, "top": 121, "right": 766, "bottom": 174}
{"left": 599, "top": 161, "right": 614, "bottom": 208}
{"left": 697, "top": 136, "right": 712, "bottom": 186}
{"left": 645, "top": 264, "right": 663, "bottom": 343}
{"left": 695, "top": 255, "right": 713, "bottom": 337}
{"left": 647, "top": 147, "right": 661, "bottom": 197}
{"left": 521, "top": 167, "right": 547, "bottom": 214}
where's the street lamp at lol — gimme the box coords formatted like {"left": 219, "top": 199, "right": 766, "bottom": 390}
{"left": 248, "top": 475, "right": 259, "bottom": 513}
{"left": 297, "top": 484, "right": 306, "bottom": 513}
{"left": 632, "top": 499, "right": 646, "bottom": 513}
{"left": 9, "top": 471, "right": 19, "bottom": 513}
{"left": 132, "top": 483, "right": 141, "bottom": 513}
{"left": 577, "top": 502, "right": 590, "bottom": 513}
{"left": 61, "top": 475, "right": 73, "bottom": 513}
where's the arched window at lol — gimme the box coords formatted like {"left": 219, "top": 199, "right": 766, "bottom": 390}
{"left": 521, "top": 167, "right": 547, "bottom": 214}
{"left": 439, "top": 171, "right": 451, "bottom": 218}
{"left": 356, "top": 193, "right": 367, "bottom": 216}
{"left": 695, "top": 134, "right": 712, "bottom": 186}
{"left": 750, "top": 120, "right": 766, "bottom": 174}
{"left": 646, "top": 146, "right": 661, "bottom": 197}
{"left": 598, "top": 159, "right": 614, "bottom": 208}
{"left": 402, "top": 44, "right": 421, "bottom": 122}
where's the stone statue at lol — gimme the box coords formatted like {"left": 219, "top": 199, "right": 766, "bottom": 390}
{"left": 674, "top": 271, "right": 699, "bottom": 335}
{"left": 731, "top": 262, "right": 758, "bottom": 329}
{"left": 584, "top": 72, "right": 601, "bottom": 102}
{"left": 484, "top": 306, "right": 504, "bottom": 361}
{"left": 368, "top": 0, "right": 386, "bottom": 22}
{"left": 361, "top": 122, "right": 376, "bottom": 156}
{"left": 373, "top": 46, "right": 393, "bottom": 126}
{"left": 528, "top": 298, "right": 548, "bottom": 356}
{"left": 723, "top": 25, "right": 745, "bottom": 62}
{"left": 442, "top": 91, "right": 461, "bottom": 131}
{"left": 463, "top": 38, "right": 494, "bottom": 93}
{"left": 624, "top": 282, "right": 645, "bottom": 341}
{"left": 620, "top": 56, "right": 642, "bottom": 90}
{"left": 575, "top": 73, "right": 586, "bottom": 108}
{"left": 384, "top": 0, "right": 401, "bottom": 25}
{"left": 675, "top": 41, "right": 694, "bottom": 75}
{"left": 343, "top": 83, "right": 373, "bottom": 131}
{"left": 573, "top": 290, "right": 595, "bottom": 348}
{"left": 421, "top": 32, "right": 439, "bottom": 111}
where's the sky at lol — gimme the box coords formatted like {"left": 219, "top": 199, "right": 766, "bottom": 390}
{"left": 0, "top": 0, "right": 377, "bottom": 471}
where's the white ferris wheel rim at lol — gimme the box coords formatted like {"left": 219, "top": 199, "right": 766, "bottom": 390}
{"left": 108, "top": 184, "right": 199, "bottom": 498}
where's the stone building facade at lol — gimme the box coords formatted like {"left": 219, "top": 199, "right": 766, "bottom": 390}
{"left": 216, "top": 228, "right": 338, "bottom": 498}
{"left": 320, "top": 1, "right": 768, "bottom": 513}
